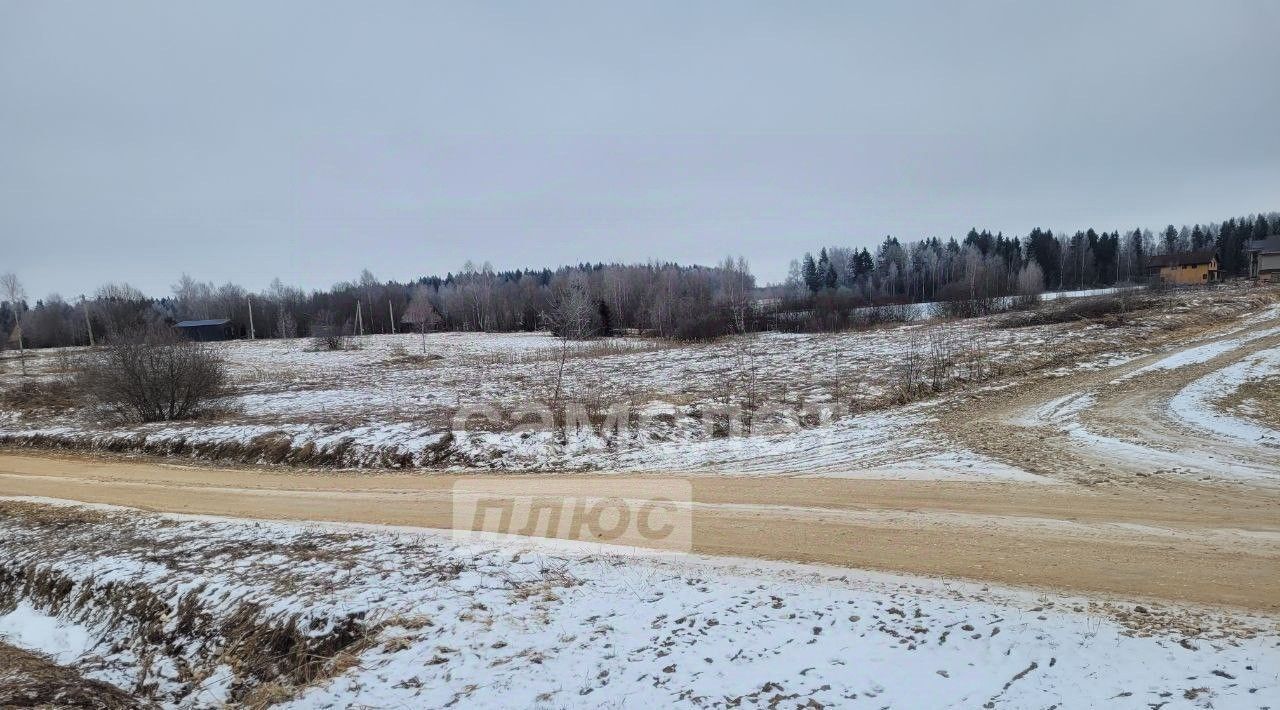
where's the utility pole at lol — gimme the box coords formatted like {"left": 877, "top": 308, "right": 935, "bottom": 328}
{"left": 388, "top": 299, "right": 396, "bottom": 334}
{"left": 355, "top": 300, "right": 364, "bottom": 336}
{"left": 81, "top": 295, "right": 95, "bottom": 347}
{"left": 247, "top": 296, "right": 256, "bottom": 340}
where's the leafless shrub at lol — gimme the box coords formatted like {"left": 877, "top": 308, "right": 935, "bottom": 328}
{"left": 926, "top": 328, "right": 956, "bottom": 390}
{"left": 54, "top": 348, "right": 80, "bottom": 373}
{"left": 1007, "top": 293, "right": 1042, "bottom": 311}
{"left": 1, "top": 272, "right": 28, "bottom": 376}
{"left": 563, "top": 359, "right": 625, "bottom": 438}
{"left": 534, "top": 274, "right": 601, "bottom": 420}
{"left": 889, "top": 325, "right": 997, "bottom": 404}
{"left": 667, "top": 311, "right": 732, "bottom": 341}
{"left": 708, "top": 366, "right": 739, "bottom": 438}
{"left": 76, "top": 325, "right": 228, "bottom": 423}
{"left": 958, "top": 330, "right": 992, "bottom": 381}
{"left": 402, "top": 285, "right": 441, "bottom": 353}
{"left": 1000, "top": 293, "right": 1146, "bottom": 328}
{"left": 311, "top": 332, "right": 351, "bottom": 351}
{"left": 702, "top": 336, "right": 769, "bottom": 435}
{"left": 733, "top": 338, "right": 763, "bottom": 414}
{"left": 892, "top": 329, "right": 926, "bottom": 402}
{"left": 542, "top": 273, "right": 598, "bottom": 341}
{"left": 929, "top": 296, "right": 1004, "bottom": 319}
{"left": 309, "top": 310, "right": 354, "bottom": 351}
{"left": 850, "top": 303, "right": 914, "bottom": 328}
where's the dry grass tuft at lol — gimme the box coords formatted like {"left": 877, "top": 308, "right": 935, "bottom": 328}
{"left": 382, "top": 352, "right": 445, "bottom": 367}
{"left": 0, "top": 642, "right": 145, "bottom": 709}
{"left": 0, "top": 378, "right": 80, "bottom": 412}
{"left": 1219, "top": 377, "right": 1280, "bottom": 427}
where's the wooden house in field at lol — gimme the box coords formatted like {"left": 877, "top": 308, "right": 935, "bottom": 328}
{"left": 1145, "top": 251, "right": 1219, "bottom": 285}
{"left": 1247, "top": 237, "right": 1280, "bottom": 282}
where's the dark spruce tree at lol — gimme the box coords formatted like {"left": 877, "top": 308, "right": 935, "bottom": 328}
{"left": 1162, "top": 225, "right": 1179, "bottom": 254}
{"left": 801, "top": 253, "right": 820, "bottom": 293}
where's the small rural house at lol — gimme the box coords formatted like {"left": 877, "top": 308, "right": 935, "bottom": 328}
{"left": 1247, "top": 237, "right": 1280, "bottom": 282}
{"left": 175, "top": 318, "right": 235, "bottom": 341}
{"left": 1145, "top": 251, "right": 1218, "bottom": 285}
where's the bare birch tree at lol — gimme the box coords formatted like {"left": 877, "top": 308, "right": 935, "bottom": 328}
{"left": 0, "top": 272, "right": 27, "bottom": 375}
{"left": 538, "top": 273, "right": 597, "bottom": 417}
{"left": 402, "top": 285, "right": 441, "bottom": 353}
{"left": 718, "top": 255, "right": 754, "bottom": 334}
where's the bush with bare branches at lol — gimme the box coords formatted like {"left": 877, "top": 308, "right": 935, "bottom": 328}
{"left": 77, "top": 325, "right": 228, "bottom": 422}
{"left": 309, "top": 310, "right": 354, "bottom": 351}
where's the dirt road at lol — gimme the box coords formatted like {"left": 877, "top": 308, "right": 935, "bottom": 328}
{"left": 945, "top": 308, "right": 1280, "bottom": 484}
{"left": 2, "top": 452, "right": 1278, "bottom": 611}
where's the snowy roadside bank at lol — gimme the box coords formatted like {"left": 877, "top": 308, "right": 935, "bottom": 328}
{"left": 0, "top": 498, "right": 1274, "bottom": 708}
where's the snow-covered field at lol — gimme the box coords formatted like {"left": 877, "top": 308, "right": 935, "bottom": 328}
{"left": 0, "top": 309, "right": 1156, "bottom": 476}
{"left": 0, "top": 499, "right": 1274, "bottom": 709}
{"left": 0, "top": 285, "right": 1273, "bottom": 479}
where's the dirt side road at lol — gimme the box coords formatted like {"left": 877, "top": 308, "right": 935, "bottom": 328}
{"left": 2, "top": 452, "right": 1277, "bottom": 612}
{"left": 945, "top": 317, "right": 1280, "bottom": 484}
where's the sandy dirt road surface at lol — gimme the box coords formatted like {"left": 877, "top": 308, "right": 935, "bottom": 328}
{"left": 2, "top": 452, "right": 1278, "bottom": 612}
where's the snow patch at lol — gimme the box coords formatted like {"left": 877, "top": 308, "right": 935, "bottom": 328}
{"left": 0, "top": 602, "right": 96, "bottom": 665}
{"left": 1170, "top": 348, "right": 1280, "bottom": 447}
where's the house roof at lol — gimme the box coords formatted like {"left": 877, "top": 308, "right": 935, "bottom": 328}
{"left": 175, "top": 319, "right": 232, "bottom": 328}
{"left": 1146, "top": 251, "right": 1216, "bottom": 268}
{"left": 1246, "top": 236, "right": 1280, "bottom": 254}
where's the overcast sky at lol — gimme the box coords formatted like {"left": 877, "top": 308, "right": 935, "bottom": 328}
{"left": 3, "top": 1, "right": 1278, "bottom": 298}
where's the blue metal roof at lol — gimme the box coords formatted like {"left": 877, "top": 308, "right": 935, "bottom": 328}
{"left": 175, "top": 319, "right": 231, "bottom": 327}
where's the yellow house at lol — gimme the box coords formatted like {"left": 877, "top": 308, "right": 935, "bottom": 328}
{"left": 1146, "top": 251, "right": 1218, "bottom": 285}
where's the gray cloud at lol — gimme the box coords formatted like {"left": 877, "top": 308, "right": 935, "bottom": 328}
{"left": 3, "top": 1, "right": 1278, "bottom": 296}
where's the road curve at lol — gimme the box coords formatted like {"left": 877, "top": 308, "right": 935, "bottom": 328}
{"left": 944, "top": 308, "right": 1280, "bottom": 484}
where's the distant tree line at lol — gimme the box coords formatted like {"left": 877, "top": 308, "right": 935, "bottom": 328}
{"left": 0, "top": 258, "right": 757, "bottom": 350}
{"left": 2, "top": 211, "right": 1276, "bottom": 352}
{"left": 784, "top": 211, "right": 1279, "bottom": 319}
